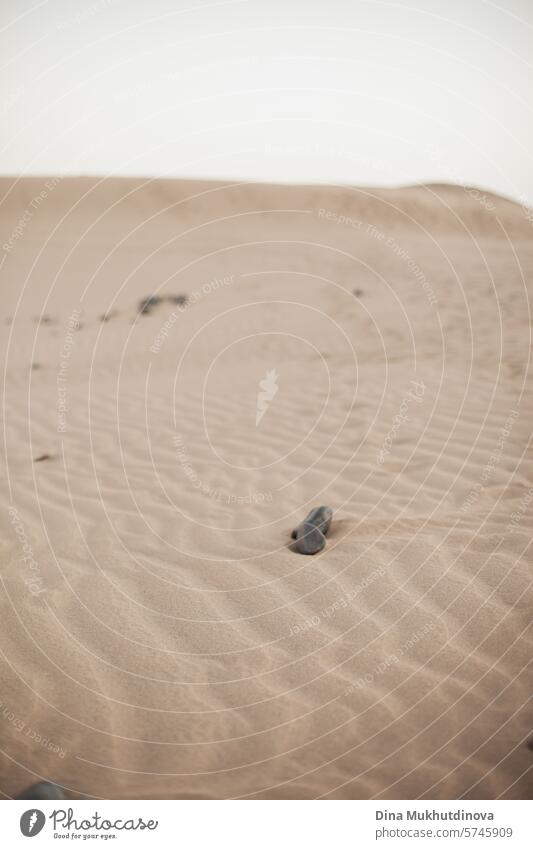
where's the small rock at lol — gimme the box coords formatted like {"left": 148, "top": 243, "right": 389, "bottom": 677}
{"left": 34, "top": 454, "right": 52, "bottom": 463}
{"left": 306, "top": 505, "right": 333, "bottom": 535}
{"left": 291, "top": 505, "right": 333, "bottom": 554}
{"left": 166, "top": 294, "right": 188, "bottom": 306}
{"left": 138, "top": 296, "right": 163, "bottom": 315}
{"left": 295, "top": 522, "right": 326, "bottom": 555}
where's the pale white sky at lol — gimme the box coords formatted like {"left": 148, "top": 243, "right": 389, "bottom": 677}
{"left": 1, "top": 0, "right": 532, "bottom": 202}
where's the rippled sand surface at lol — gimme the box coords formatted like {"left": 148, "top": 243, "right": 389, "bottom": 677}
{"left": 1, "top": 177, "right": 532, "bottom": 799}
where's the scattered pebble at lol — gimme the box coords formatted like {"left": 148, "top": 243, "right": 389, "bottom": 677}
{"left": 166, "top": 294, "right": 188, "bottom": 306}
{"left": 100, "top": 310, "right": 118, "bottom": 322}
{"left": 34, "top": 454, "right": 52, "bottom": 463}
{"left": 138, "top": 296, "right": 163, "bottom": 315}
{"left": 353, "top": 288, "right": 364, "bottom": 297}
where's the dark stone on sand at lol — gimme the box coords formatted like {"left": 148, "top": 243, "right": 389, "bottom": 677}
{"left": 527, "top": 738, "right": 533, "bottom": 751}
{"left": 292, "top": 505, "right": 333, "bottom": 554}
{"left": 34, "top": 454, "right": 52, "bottom": 462}
{"left": 100, "top": 310, "right": 118, "bottom": 322}
{"left": 16, "top": 781, "right": 66, "bottom": 800}
{"left": 166, "top": 294, "right": 188, "bottom": 306}
{"left": 305, "top": 505, "right": 333, "bottom": 535}
{"left": 138, "top": 296, "right": 163, "bottom": 314}
{"left": 292, "top": 505, "right": 332, "bottom": 538}
{"left": 35, "top": 315, "right": 53, "bottom": 325}
{"left": 353, "top": 288, "right": 363, "bottom": 297}
{"left": 295, "top": 522, "right": 326, "bottom": 555}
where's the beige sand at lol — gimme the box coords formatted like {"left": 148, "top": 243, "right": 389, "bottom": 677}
{"left": 0, "top": 177, "right": 531, "bottom": 799}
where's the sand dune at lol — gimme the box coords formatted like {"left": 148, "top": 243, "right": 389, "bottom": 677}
{"left": 0, "top": 177, "right": 531, "bottom": 799}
